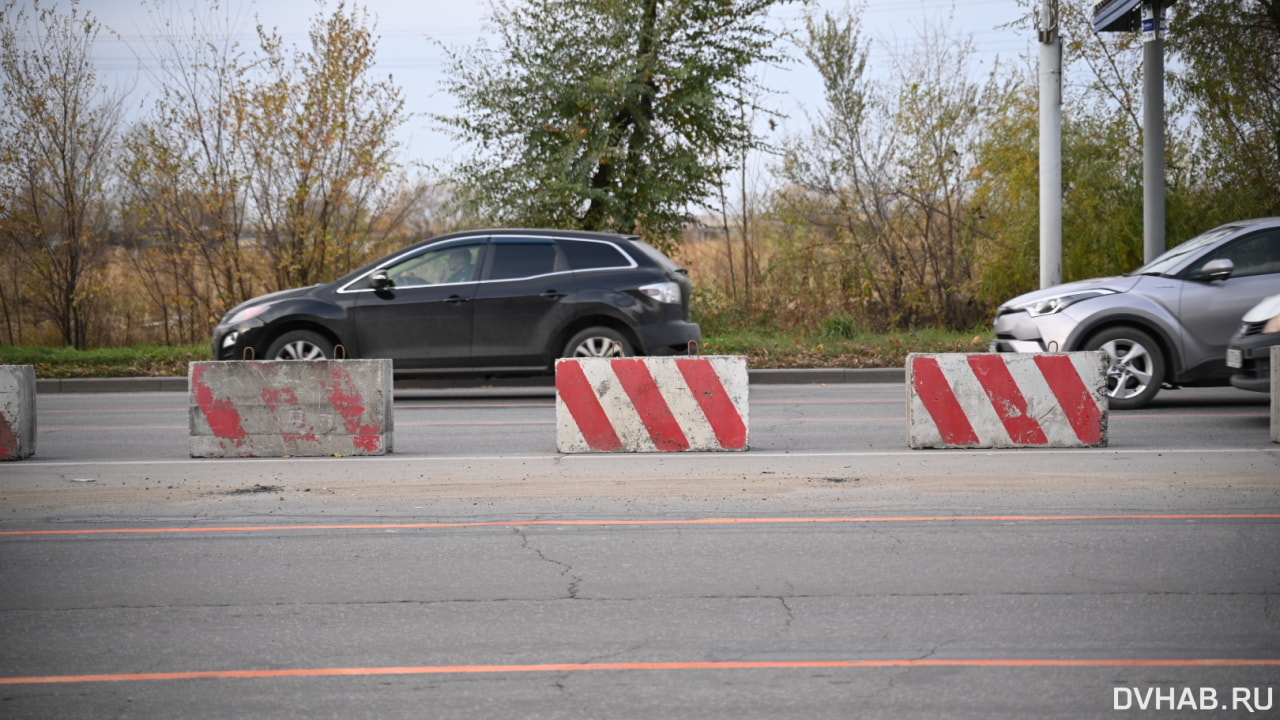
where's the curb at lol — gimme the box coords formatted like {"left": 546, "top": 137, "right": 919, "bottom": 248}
{"left": 35, "top": 368, "right": 906, "bottom": 394}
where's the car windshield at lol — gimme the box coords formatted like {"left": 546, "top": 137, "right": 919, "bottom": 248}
{"left": 1129, "top": 226, "right": 1239, "bottom": 277}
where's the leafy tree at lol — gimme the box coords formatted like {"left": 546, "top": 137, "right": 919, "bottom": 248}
{"left": 1168, "top": 0, "right": 1280, "bottom": 222}
{"left": 437, "top": 0, "right": 797, "bottom": 250}
{"left": 245, "top": 2, "right": 408, "bottom": 290}
{"left": 0, "top": 0, "right": 123, "bottom": 348}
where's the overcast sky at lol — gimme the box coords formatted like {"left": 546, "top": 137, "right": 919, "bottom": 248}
{"left": 68, "top": 0, "right": 1035, "bottom": 170}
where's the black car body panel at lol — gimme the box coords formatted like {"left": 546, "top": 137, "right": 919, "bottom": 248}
{"left": 213, "top": 229, "right": 702, "bottom": 375}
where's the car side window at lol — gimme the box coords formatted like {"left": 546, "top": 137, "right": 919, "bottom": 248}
{"left": 384, "top": 243, "right": 483, "bottom": 287}
{"left": 1190, "top": 230, "right": 1280, "bottom": 279}
{"left": 485, "top": 238, "right": 561, "bottom": 280}
{"left": 559, "top": 239, "right": 632, "bottom": 270}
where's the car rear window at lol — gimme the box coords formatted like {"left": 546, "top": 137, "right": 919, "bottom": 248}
{"left": 559, "top": 239, "right": 632, "bottom": 270}
{"left": 626, "top": 238, "right": 682, "bottom": 271}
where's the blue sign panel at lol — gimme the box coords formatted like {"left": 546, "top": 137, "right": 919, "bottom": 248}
{"left": 1093, "top": 0, "right": 1141, "bottom": 32}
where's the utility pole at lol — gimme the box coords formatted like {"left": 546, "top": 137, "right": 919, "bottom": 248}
{"left": 1039, "top": 0, "right": 1063, "bottom": 288}
{"left": 1141, "top": 0, "right": 1167, "bottom": 263}
{"left": 1093, "top": 0, "right": 1175, "bottom": 264}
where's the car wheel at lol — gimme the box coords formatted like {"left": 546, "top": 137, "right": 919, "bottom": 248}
{"left": 265, "top": 330, "right": 335, "bottom": 361}
{"left": 563, "top": 327, "right": 632, "bottom": 358}
{"left": 1083, "top": 327, "right": 1165, "bottom": 410}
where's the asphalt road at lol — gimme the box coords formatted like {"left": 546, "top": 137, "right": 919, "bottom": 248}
{"left": 2, "top": 383, "right": 1278, "bottom": 719}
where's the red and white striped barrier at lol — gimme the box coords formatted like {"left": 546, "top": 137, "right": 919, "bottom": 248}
{"left": 906, "top": 352, "right": 1108, "bottom": 449}
{"left": 189, "top": 359, "right": 393, "bottom": 458}
{"left": 0, "top": 365, "right": 37, "bottom": 461}
{"left": 556, "top": 356, "right": 749, "bottom": 453}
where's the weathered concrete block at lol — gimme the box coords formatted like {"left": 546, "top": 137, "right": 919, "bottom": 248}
{"left": 556, "top": 356, "right": 749, "bottom": 453}
{"left": 907, "top": 352, "right": 1109, "bottom": 449}
{"left": 189, "top": 359, "right": 393, "bottom": 458}
{"left": 1271, "top": 346, "right": 1278, "bottom": 444}
{"left": 0, "top": 365, "right": 37, "bottom": 460}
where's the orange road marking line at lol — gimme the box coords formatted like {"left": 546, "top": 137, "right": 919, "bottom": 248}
{"left": 3, "top": 514, "right": 1277, "bottom": 537}
{"left": 4, "top": 658, "right": 1279, "bottom": 685}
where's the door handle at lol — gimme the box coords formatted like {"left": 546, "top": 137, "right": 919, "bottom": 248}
{"left": 540, "top": 290, "right": 567, "bottom": 300}
{"left": 442, "top": 295, "right": 471, "bottom": 304}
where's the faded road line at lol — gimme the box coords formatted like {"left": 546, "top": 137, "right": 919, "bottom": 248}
{"left": 4, "top": 513, "right": 1278, "bottom": 537}
{"left": 4, "top": 657, "right": 1279, "bottom": 685}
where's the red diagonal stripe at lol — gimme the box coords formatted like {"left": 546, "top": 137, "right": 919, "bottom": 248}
{"left": 190, "top": 364, "right": 248, "bottom": 446}
{"left": 1035, "top": 355, "right": 1106, "bottom": 444}
{"left": 555, "top": 361, "right": 623, "bottom": 451}
{"left": 676, "top": 358, "right": 747, "bottom": 449}
{"left": 0, "top": 410, "right": 17, "bottom": 460}
{"left": 611, "top": 359, "right": 690, "bottom": 452}
{"left": 324, "top": 364, "right": 383, "bottom": 453}
{"left": 966, "top": 355, "right": 1048, "bottom": 445}
{"left": 911, "top": 357, "right": 979, "bottom": 445}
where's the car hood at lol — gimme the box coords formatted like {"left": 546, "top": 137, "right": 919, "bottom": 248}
{"left": 999, "top": 275, "right": 1141, "bottom": 311}
{"left": 221, "top": 284, "right": 324, "bottom": 322}
{"left": 1242, "top": 294, "right": 1280, "bottom": 323}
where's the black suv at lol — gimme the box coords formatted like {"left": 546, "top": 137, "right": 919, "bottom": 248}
{"left": 213, "top": 229, "right": 701, "bottom": 374}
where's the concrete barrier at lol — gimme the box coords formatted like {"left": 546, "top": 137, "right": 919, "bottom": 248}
{"left": 0, "top": 365, "right": 37, "bottom": 460}
{"left": 1272, "top": 346, "right": 1278, "bottom": 444}
{"left": 906, "top": 352, "right": 1108, "bottom": 449}
{"left": 556, "top": 356, "right": 749, "bottom": 453}
{"left": 189, "top": 359, "right": 393, "bottom": 458}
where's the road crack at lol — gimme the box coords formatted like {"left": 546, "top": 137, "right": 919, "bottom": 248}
{"left": 516, "top": 528, "right": 583, "bottom": 599}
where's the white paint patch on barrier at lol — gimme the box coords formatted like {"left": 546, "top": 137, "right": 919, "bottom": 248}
{"left": 906, "top": 352, "right": 1109, "bottom": 449}
{"left": 0, "top": 365, "right": 37, "bottom": 461}
{"left": 555, "top": 356, "right": 749, "bottom": 453}
{"left": 188, "top": 359, "right": 393, "bottom": 458}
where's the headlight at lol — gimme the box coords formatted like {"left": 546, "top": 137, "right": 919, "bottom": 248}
{"left": 639, "top": 281, "right": 681, "bottom": 304}
{"left": 223, "top": 304, "right": 269, "bottom": 326}
{"left": 1014, "top": 289, "right": 1117, "bottom": 318}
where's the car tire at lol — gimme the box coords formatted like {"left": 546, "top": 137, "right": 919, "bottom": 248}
{"left": 1082, "top": 326, "right": 1165, "bottom": 410}
{"left": 563, "top": 327, "right": 632, "bottom": 358}
{"left": 265, "top": 330, "right": 335, "bottom": 361}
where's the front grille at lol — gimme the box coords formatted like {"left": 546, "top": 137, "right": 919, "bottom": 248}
{"left": 1240, "top": 321, "right": 1268, "bottom": 337}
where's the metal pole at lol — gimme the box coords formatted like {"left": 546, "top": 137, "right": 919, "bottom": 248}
{"left": 1142, "top": 0, "right": 1166, "bottom": 262}
{"left": 1039, "top": 0, "right": 1062, "bottom": 288}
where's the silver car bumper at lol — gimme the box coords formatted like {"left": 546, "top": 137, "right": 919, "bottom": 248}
{"left": 991, "top": 310, "right": 1080, "bottom": 354}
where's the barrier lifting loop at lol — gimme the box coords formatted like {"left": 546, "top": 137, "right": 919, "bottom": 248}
{"left": 687, "top": 340, "right": 700, "bottom": 357}
{"left": 241, "top": 347, "right": 256, "bottom": 361}
{"left": 334, "top": 344, "right": 348, "bottom": 360}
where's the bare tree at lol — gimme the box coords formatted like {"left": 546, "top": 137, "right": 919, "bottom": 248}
{"left": 778, "top": 5, "right": 1007, "bottom": 330}
{"left": 120, "top": 0, "right": 260, "bottom": 344}
{"left": 0, "top": 0, "right": 123, "bottom": 348}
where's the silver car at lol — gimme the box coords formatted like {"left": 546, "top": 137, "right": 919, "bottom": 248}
{"left": 992, "top": 217, "right": 1280, "bottom": 408}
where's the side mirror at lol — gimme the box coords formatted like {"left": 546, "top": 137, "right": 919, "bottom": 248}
{"left": 1188, "top": 258, "right": 1234, "bottom": 282}
{"left": 369, "top": 270, "right": 392, "bottom": 290}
